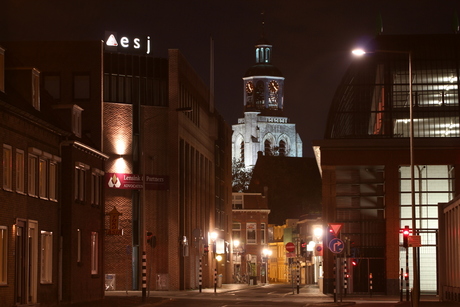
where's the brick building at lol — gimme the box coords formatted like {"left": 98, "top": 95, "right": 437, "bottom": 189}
{"left": 232, "top": 192, "right": 270, "bottom": 284}
{"left": 2, "top": 38, "right": 233, "bottom": 294}
{"left": 0, "top": 42, "right": 107, "bottom": 306}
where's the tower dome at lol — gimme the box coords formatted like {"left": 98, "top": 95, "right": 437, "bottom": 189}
{"left": 243, "top": 36, "right": 285, "bottom": 114}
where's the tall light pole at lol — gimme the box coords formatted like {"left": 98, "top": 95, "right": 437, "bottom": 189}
{"left": 352, "top": 49, "right": 418, "bottom": 304}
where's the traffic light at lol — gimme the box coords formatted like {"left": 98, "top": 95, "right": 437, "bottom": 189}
{"left": 351, "top": 259, "right": 358, "bottom": 266}
{"left": 301, "top": 240, "right": 307, "bottom": 256}
{"left": 402, "top": 226, "right": 410, "bottom": 248}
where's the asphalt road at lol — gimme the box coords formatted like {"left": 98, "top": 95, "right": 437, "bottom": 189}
{"left": 68, "top": 283, "right": 459, "bottom": 307}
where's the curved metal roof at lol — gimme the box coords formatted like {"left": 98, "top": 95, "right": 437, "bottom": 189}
{"left": 325, "top": 34, "right": 460, "bottom": 140}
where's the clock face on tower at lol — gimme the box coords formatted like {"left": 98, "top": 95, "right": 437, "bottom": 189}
{"left": 246, "top": 81, "right": 254, "bottom": 94}
{"left": 269, "top": 80, "right": 279, "bottom": 93}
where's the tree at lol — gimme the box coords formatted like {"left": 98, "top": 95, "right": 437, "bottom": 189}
{"left": 232, "top": 159, "right": 253, "bottom": 192}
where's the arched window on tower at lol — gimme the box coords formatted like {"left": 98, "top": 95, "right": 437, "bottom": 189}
{"left": 279, "top": 140, "right": 286, "bottom": 157}
{"left": 264, "top": 140, "right": 272, "bottom": 156}
{"left": 265, "top": 48, "right": 270, "bottom": 63}
{"left": 240, "top": 141, "right": 244, "bottom": 162}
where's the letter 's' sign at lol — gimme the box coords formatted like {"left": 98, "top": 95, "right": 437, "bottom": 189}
{"left": 104, "top": 31, "right": 151, "bottom": 54}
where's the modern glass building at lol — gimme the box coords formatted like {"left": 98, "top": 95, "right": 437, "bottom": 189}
{"left": 313, "top": 34, "right": 460, "bottom": 295}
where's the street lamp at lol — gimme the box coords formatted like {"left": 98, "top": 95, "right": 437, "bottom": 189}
{"left": 353, "top": 49, "right": 418, "bottom": 303}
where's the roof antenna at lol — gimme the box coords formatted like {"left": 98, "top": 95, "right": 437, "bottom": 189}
{"left": 376, "top": 13, "right": 384, "bottom": 35}
{"left": 261, "top": 11, "right": 266, "bottom": 39}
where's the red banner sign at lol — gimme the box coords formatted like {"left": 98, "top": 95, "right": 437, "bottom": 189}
{"left": 105, "top": 173, "right": 169, "bottom": 190}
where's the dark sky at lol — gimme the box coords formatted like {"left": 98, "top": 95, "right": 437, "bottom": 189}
{"left": 2, "top": 1, "right": 460, "bottom": 156}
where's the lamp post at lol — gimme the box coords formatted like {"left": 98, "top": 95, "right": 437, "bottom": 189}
{"left": 313, "top": 225, "right": 323, "bottom": 284}
{"left": 262, "top": 248, "right": 272, "bottom": 285}
{"left": 353, "top": 49, "right": 418, "bottom": 303}
{"left": 210, "top": 231, "right": 218, "bottom": 293}
{"left": 233, "top": 239, "right": 240, "bottom": 281}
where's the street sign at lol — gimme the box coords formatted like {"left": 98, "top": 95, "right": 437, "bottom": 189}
{"left": 285, "top": 242, "right": 295, "bottom": 252}
{"left": 328, "top": 223, "right": 343, "bottom": 236}
{"left": 408, "top": 235, "right": 422, "bottom": 247}
{"left": 328, "top": 238, "right": 344, "bottom": 254}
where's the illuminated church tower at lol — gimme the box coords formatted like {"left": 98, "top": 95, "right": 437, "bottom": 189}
{"left": 232, "top": 36, "right": 303, "bottom": 169}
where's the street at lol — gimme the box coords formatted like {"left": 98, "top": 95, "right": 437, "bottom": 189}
{"left": 70, "top": 283, "right": 459, "bottom": 307}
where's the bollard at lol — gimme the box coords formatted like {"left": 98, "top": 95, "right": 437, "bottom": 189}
{"left": 142, "top": 251, "right": 147, "bottom": 302}
{"left": 369, "top": 273, "right": 373, "bottom": 297}
{"left": 400, "top": 268, "right": 403, "bottom": 302}
{"left": 199, "top": 258, "right": 202, "bottom": 293}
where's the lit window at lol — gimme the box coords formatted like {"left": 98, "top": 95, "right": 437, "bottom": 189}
{"left": 2, "top": 145, "right": 12, "bottom": 191}
{"left": 15, "top": 150, "right": 24, "bottom": 193}
{"left": 0, "top": 226, "right": 7, "bottom": 285}
{"left": 40, "top": 231, "right": 53, "bottom": 284}
{"left": 28, "top": 155, "right": 38, "bottom": 197}
{"left": 39, "top": 159, "right": 47, "bottom": 199}
{"left": 247, "top": 222, "right": 256, "bottom": 244}
{"left": 91, "top": 232, "right": 98, "bottom": 275}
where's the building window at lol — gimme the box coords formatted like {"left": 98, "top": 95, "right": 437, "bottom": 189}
{"left": 49, "top": 162, "right": 57, "bottom": 201}
{"left": 15, "top": 149, "right": 24, "bottom": 193}
{"left": 399, "top": 164, "right": 454, "bottom": 292}
{"left": 39, "top": 159, "right": 47, "bottom": 199}
{"left": 247, "top": 222, "right": 257, "bottom": 244}
{"left": 2, "top": 145, "right": 12, "bottom": 191}
{"left": 240, "top": 141, "right": 244, "bottom": 161}
{"left": 40, "top": 231, "right": 53, "bottom": 284}
{"left": 232, "top": 222, "right": 241, "bottom": 240}
{"left": 91, "top": 171, "right": 102, "bottom": 206}
{"left": 28, "top": 155, "right": 38, "bottom": 197}
{"left": 91, "top": 232, "right": 98, "bottom": 275}
{"left": 260, "top": 223, "right": 266, "bottom": 244}
{"left": 0, "top": 226, "right": 7, "bottom": 285}
{"left": 75, "top": 163, "right": 89, "bottom": 202}
{"left": 279, "top": 140, "right": 286, "bottom": 157}
{"left": 73, "top": 73, "right": 90, "bottom": 100}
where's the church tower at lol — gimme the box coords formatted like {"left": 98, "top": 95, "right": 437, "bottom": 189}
{"left": 232, "top": 35, "right": 303, "bottom": 169}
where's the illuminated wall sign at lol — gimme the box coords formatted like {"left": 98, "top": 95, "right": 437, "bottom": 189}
{"left": 104, "top": 31, "right": 151, "bottom": 54}
{"left": 106, "top": 173, "right": 169, "bottom": 190}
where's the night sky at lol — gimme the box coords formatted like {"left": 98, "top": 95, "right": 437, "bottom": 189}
{"left": 2, "top": 1, "right": 460, "bottom": 157}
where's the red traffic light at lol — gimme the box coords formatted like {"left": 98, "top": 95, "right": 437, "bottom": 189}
{"left": 351, "top": 259, "right": 358, "bottom": 266}
{"left": 402, "top": 225, "right": 410, "bottom": 248}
